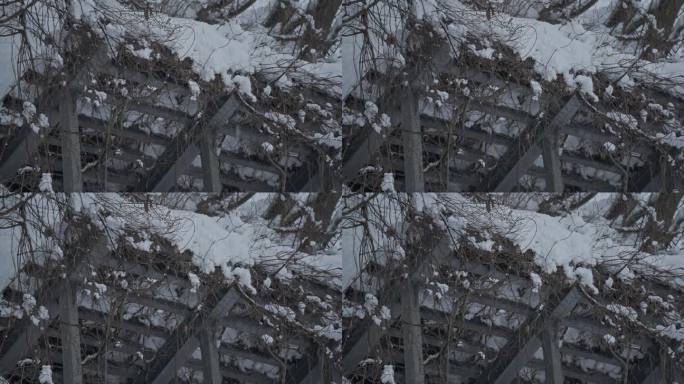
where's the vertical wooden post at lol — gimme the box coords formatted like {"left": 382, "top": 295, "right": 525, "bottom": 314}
{"left": 541, "top": 130, "right": 563, "bottom": 192}
{"left": 401, "top": 86, "right": 425, "bottom": 192}
{"left": 60, "top": 89, "right": 83, "bottom": 192}
{"left": 199, "top": 129, "right": 222, "bottom": 193}
{"left": 199, "top": 328, "right": 221, "bottom": 384}
{"left": 60, "top": 279, "right": 83, "bottom": 384}
{"left": 401, "top": 280, "right": 425, "bottom": 384}
{"left": 541, "top": 323, "right": 563, "bottom": 384}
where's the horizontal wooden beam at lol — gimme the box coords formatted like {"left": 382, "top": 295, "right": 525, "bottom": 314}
{"left": 526, "top": 358, "right": 615, "bottom": 384}
{"left": 219, "top": 345, "right": 279, "bottom": 367}
{"left": 185, "top": 359, "right": 274, "bottom": 384}
{"left": 526, "top": 166, "right": 617, "bottom": 191}
{"left": 421, "top": 307, "right": 513, "bottom": 339}
{"left": 561, "top": 153, "right": 624, "bottom": 174}
{"left": 79, "top": 115, "right": 172, "bottom": 146}
{"left": 78, "top": 308, "right": 170, "bottom": 339}
{"left": 184, "top": 166, "right": 276, "bottom": 191}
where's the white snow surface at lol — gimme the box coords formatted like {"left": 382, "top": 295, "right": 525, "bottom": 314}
{"left": 78, "top": 194, "right": 341, "bottom": 291}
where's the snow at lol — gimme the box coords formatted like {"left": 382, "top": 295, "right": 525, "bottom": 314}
{"left": 187, "top": 272, "right": 200, "bottom": 293}
{"left": 39, "top": 174, "right": 54, "bottom": 193}
{"left": 38, "top": 365, "right": 53, "bottom": 384}
{"left": 261, "top": 334, "right": 274, "bottom": 345}
{"left": 381, "top": 365, "right": 395, "bottom": 384}
{"left": 187, "top": 80, "right": 200, "bottom": 101}
{"left": 530, "top": 272, "right": 542, "bottom": 293}
{"left": 381, "top": 173, "right": 395, "bottom": 192}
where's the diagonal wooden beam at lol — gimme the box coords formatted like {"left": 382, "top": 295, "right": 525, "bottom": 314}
{"left": 139, "top": 287, "right": 242, "bottom": 384}
{"left": 486, "top": 95, "right": 581, "bottom": 192}
{"left": 143, "top": 93, "right": 242, "bottom": 192}
{"left": 475, "top": 287, "right": 582, "bottom": 384}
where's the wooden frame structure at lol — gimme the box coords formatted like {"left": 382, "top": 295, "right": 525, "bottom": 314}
{"left": 0, "top": 0, "right": 343, "bottom": 194}
{"left": 342, "top": 229, "right": 682, "bottom": 384}
{"left": 343, "top": 57, "right": 684, "bottom": 193}
{"left": 0, "top": 233, "right": 340, "bottom": 384}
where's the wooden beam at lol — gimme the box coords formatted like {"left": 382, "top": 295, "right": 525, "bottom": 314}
{"left": 489, "top": 96, "right": 581, "bottom": 192}
{"left": 541, "top": 323, "right": 563, "bottom": 384}
{"left": 199, "top": 128, "right": 222, "bottom": 192}
{"left": 78, "top": 115, "right": 171, "bottom": 146}
{"left": 60, "top": 279, "right": 84, "bottom": 384}
{"left": 342, "top": 234, "right": 452, "bottom": 375}
{"left": 198, "top": 328, "right": 222, "bottom": 384}
{"left": 140, "top": 287, "right": 242, "bottom": 384}
{"left": 184, "top": 359, "right": 274, "bottom": 384}
{"left": 420, "top": 307, "right": 513, "bottom": 339}
{"left": 0, "top": 236, "right": 109, "bottom": 376}
{"left": 541, "top": 130, "right": 564, "bottom": 192}
{"left": 561, "top": 153, "right": 624, "bottom": 174}
{"left": 342, "top": 115, "right": 398, "bottom": 182}
{"left": 401, "top": 279, "right": 425, "bottom": 384}
{"left": 145, "top": 93, "right": 242, "bottom": 192}
{"left": 401, "top": 87, "right": 425, "bottom": 192}
{"left": 494, "top": 144, "right": 543, "bottom": 192}
{"left": 60, "top": 88, "right": 83, "bottom": 192}
{"left": 0, "top": 48, "right": 108, "bottom": 188}
{"left": 219, "top": 345, "right": 278, "bottom": 367}
{"left": 78, "top": 308, "right": 169, "bottom": 339}
{"left": 560, "top": 345, "right": 621, "bottom": 366}
{"left": 184, "top": 166, "right": 275, "bottom": 191}
{"left": 526, "top": 358, "right": 615, "bottom": 384}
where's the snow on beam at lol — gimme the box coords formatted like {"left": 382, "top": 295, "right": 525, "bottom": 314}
{"left": 421, "top": 115, "right": 513, "bottom": 146}
{"left": 98, "top": 64, "right": 200, "bottom": 115}
{"left": 78, "top": 308, "right": 170, "bottom": 339}
{"left": 78, "top": 115, "right": 171, "bottom": 146}
{"left": 475, "top": 287, "right": 582, "bottom": 384}
{"left": 140, "top": 287, "right": 242, "bottom": 384}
